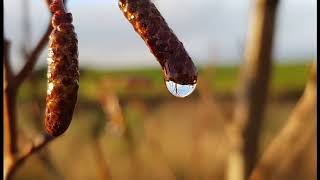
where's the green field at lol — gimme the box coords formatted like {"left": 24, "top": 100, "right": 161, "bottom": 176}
{"left": 19, "top": 62, "right": 311, "bottom": 102}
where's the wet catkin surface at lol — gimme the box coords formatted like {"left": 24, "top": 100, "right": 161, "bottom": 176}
{"left": 45, "top": 0, "right": 79, "bottom": 137}
{"left": 119, "top": 0, "right": 197, "bottom": 85}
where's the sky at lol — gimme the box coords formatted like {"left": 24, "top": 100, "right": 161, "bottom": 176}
{"left": 4, "top": 0, "right": 317, "bottom": 71}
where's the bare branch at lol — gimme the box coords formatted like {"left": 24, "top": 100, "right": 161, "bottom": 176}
{"left": 4, "top": 2, "right": 53, "bottom": 179}
{"left": 250, "top": 62, "right": 317, "bottom": 180}
{"left": 4, "top": 39, "right": 13, "bottom": 82}
{"left": 227, "top": 0, "right": 280, "bottom": 179}
{"left": 4, "top": 90, "right": 18, "bottom": 155}
{"left": 4, "top": 39, "right": 18, "bottom": 160}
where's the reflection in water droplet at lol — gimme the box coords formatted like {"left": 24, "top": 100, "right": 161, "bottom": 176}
{"left": 165, "top": 81, "right": 197, "bottom": 98}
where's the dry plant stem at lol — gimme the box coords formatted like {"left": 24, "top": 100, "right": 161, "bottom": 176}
{"left": 228, "top": 0, "right": 279, "bottom": 179}
{"left": 92, "top": 138, "right": 111, "bottom": 180}
{"left": 100, "top": 88, "right": 137, "bottom": 178}
{"left": 100, "top": 82, "right": 126, "bottom": 135}
{"left": 271, "top": 127, "right": 316, "bottom": 180}
{"left": 195, "top": 74, "right": 229, "bottom": 179}
{"left": 250, "top": 62, "right": 317, "bottom": 180}
{"left": 131, "top": 100, "right": 177, "bottom": 180}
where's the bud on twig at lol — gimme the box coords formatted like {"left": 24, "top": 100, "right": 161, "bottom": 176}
{"left": 45, "top": 0, "right": 79, "bottom": 136}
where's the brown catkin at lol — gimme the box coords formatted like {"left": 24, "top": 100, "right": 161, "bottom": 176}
{"left": 119, "top": 0, "right": 197, "bottom": 85}
{"left": 45, "top": 0, "right": 79, "bottom": 137}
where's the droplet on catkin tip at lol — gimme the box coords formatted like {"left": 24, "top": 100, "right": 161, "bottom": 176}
{"left": 165, "top": 80, "right": 197, "bottom": 98}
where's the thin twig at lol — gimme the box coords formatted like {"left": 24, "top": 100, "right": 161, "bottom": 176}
{"left": 250, "top": 62, "right": 317, "bottom": 180}
{"left": 14, "top": 22, "right": 53, "bottom": 87}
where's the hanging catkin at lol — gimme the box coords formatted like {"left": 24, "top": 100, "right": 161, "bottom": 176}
{"left": 119, "top": 0, "right": 197, "bottom": 85}
{"left": 45, "top": 0, "right": 79, "bottom": 137}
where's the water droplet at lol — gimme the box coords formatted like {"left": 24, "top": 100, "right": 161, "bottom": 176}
{"left": 165, "top": 80, "right": 197, "bottom": 98}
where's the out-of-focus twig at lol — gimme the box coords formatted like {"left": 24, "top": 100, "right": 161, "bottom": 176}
{"left": 100, "top": 79, "right": 137, "bottom": 178}
{"left": 4, "top": 39, "right": 19, "bottom": 172}
{"left": 100, "top": 79, "right": 127, "bottom": 136}
{"left": 128, "top": 98, "right": 177, "bottom": 180}
{"left": 227, "top": 0, "right": 280, "bottom": 179}
{"left": 250, "top": 62, "right": 317, "bottom": 180}
{"left": 4, "top": 40, "right": 13, "bottom": 81}
{"left": 192, "top": 68, "right": 228, "bottom": 179}
{"left": 197, "top": 66, "right": 226, "bottom": 123}
{"left": 5, "top": 134, "right": 55, "bottom": 180}
{"left": 93, "top": 79, "right": 126, "bottom": 180}
{"left": 14, "top": 22, "right": 53, "bottom": 87}
{"left": 92, "top": 138, "right": 112, "bottom": 180}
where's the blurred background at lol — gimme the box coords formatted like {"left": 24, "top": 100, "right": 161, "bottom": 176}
{"left": 4, "top": 0, "right": 317, "bottom": 180}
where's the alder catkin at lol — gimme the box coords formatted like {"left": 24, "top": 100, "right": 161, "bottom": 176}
{"left": 119, "top": 0, "right": 197, "bottom": 85}
{"left": 45, "top": 0, "right": 79, "bottom": 137}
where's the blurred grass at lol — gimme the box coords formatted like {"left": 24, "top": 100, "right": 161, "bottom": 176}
{"left": 13, "top": 61, "right": 316, "bottom": 180}
{"left": 18, "top": 62, "right": 310, "bottom": 102}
